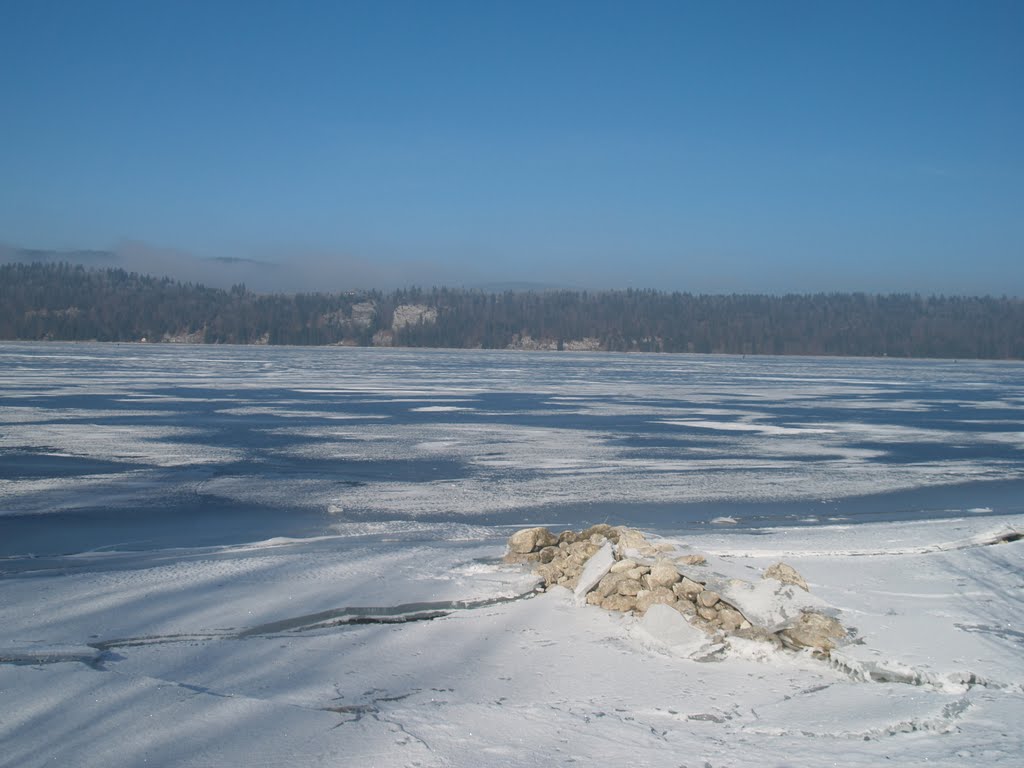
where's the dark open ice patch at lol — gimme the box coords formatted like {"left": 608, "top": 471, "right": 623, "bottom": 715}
{"left": 0, "top": 449, "right": 147, "bottom": 480}
{"left": 0, "top": 497, "right": 330, "bottom": 558}
{"left": 852, "top": 441, "right": 1023, "bottom": 464}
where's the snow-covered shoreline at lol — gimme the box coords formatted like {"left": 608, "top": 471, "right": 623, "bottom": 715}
{"left": 2, "top": 514, "right": 1021, "bottom": 767}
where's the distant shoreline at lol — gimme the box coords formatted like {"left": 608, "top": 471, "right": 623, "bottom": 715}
{"left": 3, "top": 262, "right": 1022, "bottom": 360}
{"left": 3, "top": 337, "right": 1024, "bottom": 364}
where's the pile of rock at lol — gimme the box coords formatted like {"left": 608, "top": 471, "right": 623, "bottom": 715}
{"left": 505, "top": 525, "right": 847, "bottom": 654}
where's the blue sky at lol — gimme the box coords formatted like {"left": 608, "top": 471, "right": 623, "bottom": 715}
{"left": 2, "top": 1, "right": 1021, "bottom": 294}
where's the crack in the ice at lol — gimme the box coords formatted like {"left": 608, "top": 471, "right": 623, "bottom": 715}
{"left": 177, "top": 681, "right": 236, "bottom": 699}
{"left": 373, "top": 712, "right": 435, "bottom": 752}
{"left": 0, "top": 649, "right": 109, "bottom": 669}
{"left": 556, "top": 702, "right": 675, "bottom": 741}
{"left": 323, "top": 690, "right": 417, "bottom": 722}
{"left": 90, "top": 632, "right": 233, "bottom": 653}
{"left": 828, "top": 653, "right": 1006, "bottom": 692}
{"left": 77, "top": 586, "right": 541, "bottom": 661}
{"left": 747, "top": 697, "right": 973, "bottom": 739}
{"left": 323, "top": 689, "right": 435, "bottom": 751}
{"left": 236, "top": 587, "right": 540, "bottom": 638}
{"left": 96, "top": 664, "right": 364, "bottom": 720}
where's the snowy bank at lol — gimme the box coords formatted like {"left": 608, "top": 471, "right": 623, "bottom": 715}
{"left": 1, "top": 515, "right": 1022, "bottom": 767}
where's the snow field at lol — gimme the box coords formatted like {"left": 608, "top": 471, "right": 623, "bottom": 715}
{"left": 2, "top": 516, "right": 1022, "bottom": 767}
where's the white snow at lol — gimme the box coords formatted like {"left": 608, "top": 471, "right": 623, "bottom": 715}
{"left": 659, "top": 418, "right": 837, "bottom": 435}
{"left": 1, "top": 516, "right": 1021, "bottom": 767}
{"left": 410, "top": 405, "right": 475, "bottom": 412}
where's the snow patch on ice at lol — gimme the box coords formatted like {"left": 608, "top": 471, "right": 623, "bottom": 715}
{"left": 659, "top": 419, "right": 836, "bottom": 436}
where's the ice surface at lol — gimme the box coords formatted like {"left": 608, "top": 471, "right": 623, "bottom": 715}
{"left": 2, "top": 516, "right": 1021, "bottom": 767}
{"left": 3, "top": 344, "right": 1024, "bottom": 765}
{"left": 3, "top": 344, "right": 1024, "bottom": 528}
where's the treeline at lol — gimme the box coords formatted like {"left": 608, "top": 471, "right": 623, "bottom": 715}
{"left": 1, "top": 262, "right": 1022, "bottom": 359}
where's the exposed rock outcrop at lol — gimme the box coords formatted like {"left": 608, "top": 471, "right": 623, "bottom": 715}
{"left": 561, "top": 337, "right": 602, "bottom": 351}
{"left": 505, "top": 525, "right": 848, "bottom": 656}
{"left": 350, "top": 301, "right": 376, "bottom": 328}
{"left": 506, "top": 334, "right": 559, "bottom": 351}
{"left": 162, "top": 328, "right": 206, "bottom": 344}
{"left": 392, "top": 304, "right": 438, "bottom": 330}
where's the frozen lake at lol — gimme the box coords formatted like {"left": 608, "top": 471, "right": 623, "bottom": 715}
{"left": 2, "top": 342, "right": 1023, "bottom": 557}
{"left": 2, "top": 343, "right": 1023, "bottom": 767}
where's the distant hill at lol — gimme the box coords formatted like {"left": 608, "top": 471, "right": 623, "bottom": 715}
{"left": 1, "top": 261, "right": 1022, "bottom": 359}
{"left": 1, "top": 246, "right": 119, "bottom": 265}
{"left": 468, "top": 280, "right": 576, "bottom": 293}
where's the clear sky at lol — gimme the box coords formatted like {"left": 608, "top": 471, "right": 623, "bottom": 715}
{"left": 2, "top": 0, "right": 1021, "bottom": 295}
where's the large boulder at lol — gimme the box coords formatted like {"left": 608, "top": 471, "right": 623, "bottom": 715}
{"left": 780, "top": 612, "right": 846, "bottom": 652}
{"left": 557, "top": 530, "right": 579, "bottom": 545}
{"left": 617, "top": 579, "right": 643, "bottom": 597}
{"left": 676, "top": 577, "right": 704, "bottom": 600}
{"left": 615, "top": 528, "right": 654, "bottom": 556}
{"left": 717, "top": 606, "right": 745, "bottom": 631}
{"left": 538, "top": 546, "right": 559, "bottom": 563}
{"left": 731, "top": 625, "right": 784, "bottom": 649}
{"left": 580, "top": 524, "right": 618, "bottom": 542}
{"left": 626, "top": 566, "right": 649, "bottom": 581}
{"left": 536, "top": 562, "right": 563, "bottom": 587}
{"left": 647, "top": 559, "right": 682, "bottom": 589}
{"left": 602, "top": 594, "right": 638, "bottom": 612}
{"left": 697, "top": 589, "right": 720, "bottom": 608}
{"left": 697, "top": 605, "right": 719, "bottom": 622}
{"left": 594, "top": 572, "right": 625, "bottom": 599}
{"left": 508, "top": 527, "right": 558, "bottom": 554}
{"left": 610, "top": 558, "right": 638, "bottom": 574}
{"left": 763, "top": 562, "right": 810, "bottom": 592}
{"left": 635, "top": 587, "right": 677, "bottom": 614}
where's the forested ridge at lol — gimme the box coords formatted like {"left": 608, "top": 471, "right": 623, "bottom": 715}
{"left": 2, "top": 262, "right": 1022, "bottom": 359}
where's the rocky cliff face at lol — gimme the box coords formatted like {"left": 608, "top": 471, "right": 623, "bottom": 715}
{"left": 392, "top": 304, "right": 437, "bottom": 330}
{"left": 350, "top": 301, "right": 376, "bottom": 328}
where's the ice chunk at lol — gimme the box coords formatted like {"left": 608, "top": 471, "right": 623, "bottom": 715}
{"left": 636, "top": 604, "right": 710, "bottom": 656}
{"left": 573, "top": 542, "right": 615, "bottom": 603}
{"left": 719, "top": 577, "right": 832, "bottom": 632}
